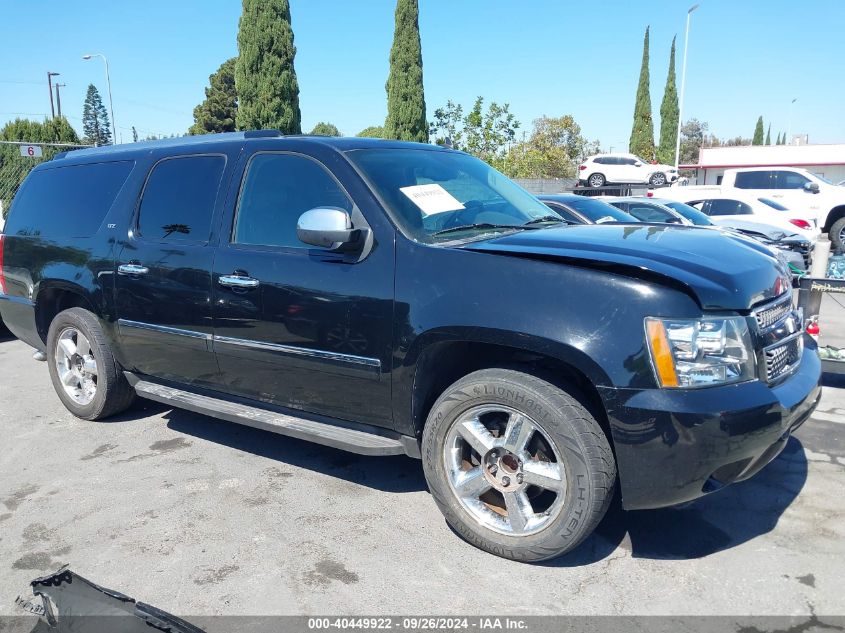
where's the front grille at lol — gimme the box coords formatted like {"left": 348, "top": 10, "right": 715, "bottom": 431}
{"left": 754, "top": 295, "right": 792, "bottom": 329}
{"left": 765, "top": 335, "right": 803, "bottom": 383}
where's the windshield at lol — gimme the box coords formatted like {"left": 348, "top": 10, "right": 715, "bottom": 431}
{"left": 347, "top": 148, "right": 558, "bottom": 243}
{"left": 759, "top": 198, "right": 789, "bottom": 211}
{"left": 663, "top": 200, "right": 714, "bottom": 226}
{"left": 562, "top": 196, "right": 639, "bottom": 223}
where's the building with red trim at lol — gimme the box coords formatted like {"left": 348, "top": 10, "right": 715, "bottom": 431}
{"left": 680, "top": 143, "right": 845, "bottom": 185}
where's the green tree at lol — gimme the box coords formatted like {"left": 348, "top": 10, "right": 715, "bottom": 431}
{"left": 428, "top": 97, "right": 518, "bottom": 163}
{"left": 765, "top": 123, "right": 771, "bottom": 145}
{"left": 190, "top": 57, "right": 238, "bottom": 135}
{"left": 429, "top": 100, "right": 464, "bottom": 148}
{"left": 752, "top": 116, "right": 764, "bottom": 145}
{"left": 780, "top": 132, "right": 786, "bottom": 145}
{"left": 656, "top": 36, "right": 679, "bottom": 165}
{"left": 502, "top": 115, "right": 587, "bottom": 179}
{"left": 235, "top": 0, "right": 301, "bottom": 133}
{"left": 309, "top": 122, "right": 341, "bottom": 136}
{"left": 629, "top": 26, "right": 655, "bottom": 160}
{"left": 678, "top": 118, "right": 709, "bottom": 166}
{"left": 384, "top": 0, "right": 428, "bottom": 142}
{"left": 82, "top": 84, "right": 112, "bottom": 146}
{"left": 132, "top": 126, "right": 139, "bottom": 142}
{"left": 356, "top": 125, "right": 385, "bottom": 138}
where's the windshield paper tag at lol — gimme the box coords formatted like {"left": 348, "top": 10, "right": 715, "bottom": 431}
{"left": 400, "top": 184, "right": 465, "bottom": 216}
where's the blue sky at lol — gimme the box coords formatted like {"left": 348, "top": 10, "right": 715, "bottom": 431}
{"left": 2, "top": 0, "right": 844, "bottom": 147}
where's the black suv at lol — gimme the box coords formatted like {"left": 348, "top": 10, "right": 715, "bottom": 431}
{"left": 0, "top": 132, "right": 821, "bottom": 561}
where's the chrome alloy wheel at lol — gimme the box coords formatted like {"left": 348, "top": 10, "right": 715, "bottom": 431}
{"left": 443, "top": 405, "right": 567, "bottom": 536}
{"left": 54, "top": 327, "right": 98, "bottom": 405}
{"left": 651, "top": 172, "right": 666, "bottom": 186}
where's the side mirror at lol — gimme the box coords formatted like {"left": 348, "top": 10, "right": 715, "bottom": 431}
{"left": 297, "top": 207, "right": 362, "bottom": 250}
{"left": 803, "top": 182, "right": 820, "bottom": 194}
{"left": 634, "top": 161, "right": 643, "bottom": 167}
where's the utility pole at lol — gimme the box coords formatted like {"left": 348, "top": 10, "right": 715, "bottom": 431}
{"left": 54, "top": 83, "right": 66, "bottom": 118}
{"left": 47, "top": 71, "right": 60, "bottom": 119}
{"left": 675, "top": 4, "right": 700, "bottom": 169}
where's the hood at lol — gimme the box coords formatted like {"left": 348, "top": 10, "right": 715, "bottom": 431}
{"left": 464, "top": 224, "right": 790, "bottom": 311}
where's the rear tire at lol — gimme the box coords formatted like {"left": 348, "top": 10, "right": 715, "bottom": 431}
{"left": 830, "top": 216, "right": 845, "bottom": 252}
{"left": 588, "top": 173, "right": 606, "bottom": 188}
{"left": 422, "top": 368, "right": 616, "bottom": 562}
{"left": 46, "top": 308, "right": 135, "bottom": 421}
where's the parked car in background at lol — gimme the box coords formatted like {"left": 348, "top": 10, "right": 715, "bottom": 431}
{"left": 537, "top": 194, "right": 639, "bottom": 224}
{"left": 578, "top": 153, "right": 678, "bottom": 188}
{"left": 661, "top": 187, "right": 820, "bottom": 241}
{"left": 604, "top": 197, "right": 692, "bottom": 225}
{"left": 718, "top": 167, "right": 845, "bottom": 250}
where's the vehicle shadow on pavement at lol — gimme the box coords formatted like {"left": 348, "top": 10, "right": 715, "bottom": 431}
{"left": 547, "top": 436, "right": 808, "bottom": 566}
{"left": 156, "top": 404, "right": 428, "bottom": 494}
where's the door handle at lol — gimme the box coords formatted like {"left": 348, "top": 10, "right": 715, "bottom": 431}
{"left": 117, "top": 263, "right": 149, "bottom": 276}
{"left": 219, "top": 274, "right": 260, "bottom": 289}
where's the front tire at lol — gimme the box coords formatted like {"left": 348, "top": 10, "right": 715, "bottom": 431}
{"left": 422, "top": 368, "right": 616, "bottom": 562}
{"left": 829, "top": 216, "right": 845, "bottom": 251}
{"left": 47, "top": 308, "right": 135, "bottom": 420}
{"left": 649, "top": 172, "right": 667, "bottom": 186}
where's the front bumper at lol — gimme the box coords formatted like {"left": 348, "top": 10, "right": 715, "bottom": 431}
{"left": 599, "top": 334, "right": 821, "bottom": 510}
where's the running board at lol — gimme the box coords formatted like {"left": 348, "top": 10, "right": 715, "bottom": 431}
{"left": 131, "top": 379, "right": 413, "bottom": 457}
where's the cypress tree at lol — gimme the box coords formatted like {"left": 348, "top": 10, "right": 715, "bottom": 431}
{"left": 752, "top": 116, "right": 764, "bottom": 145}
{"left": 629, "top": 26, "right": 655, "bottom": 159}
{"left": 384, "top": 0, "right": 428, "bottom": 143}
{"left": 780, "top": 132, "right": 786, "bottom": 145}
{"left": 765, "top": 123, "right": 771, "bottom": 145}
{"left": 235, "top": 0, "right": 301, "bottom": 133}
{"left": 657, "top": 36, "right": 679, "bottom": 165}
{"left": 190, "top": 58, "right": 238, "bottom": 135}
{"left": 82, "top": 84, "right": 112, "bottom": 146}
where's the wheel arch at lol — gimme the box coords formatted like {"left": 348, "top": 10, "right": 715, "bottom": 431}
{"left": 406, "top": 330, "right": 613, "bottom": 443}
{"left": 823, "top": 205, "right": 845, "bottom": 233}
{"left": 34, "top": 282, "right": 98, "bottom": 344}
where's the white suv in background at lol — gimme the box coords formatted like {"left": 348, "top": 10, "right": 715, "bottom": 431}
{"left": 578, "top": 153, "right": 678, "bottom": 188}
{"left": 719, "top": 167, "right": 845, "bottom": 249}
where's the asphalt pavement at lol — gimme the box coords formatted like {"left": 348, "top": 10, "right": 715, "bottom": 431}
{"left": 0, "top": 330, "right": 844, "bottom": 621}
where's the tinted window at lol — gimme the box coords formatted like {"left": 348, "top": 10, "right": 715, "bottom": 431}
{"left": 137, "top": 155, "right": 225, "bottom": 242}
{"left": 565, "top": 197, "right": 638, "bottom": 223}
{"left": 663, "top": 201, "right": 714, "bottom": 226}
{"left": 616, "top": 202, "right": 680, "bottom": 223}
{"left": 593, "top": 157, "right": 608, "bottom": 165}
{"left": 542, "top": 203, "right": 581, "bottom": 224}
{"left": 234, "top": 153, "right": 353, "bottom": 249}
{"left": 708, "top": 199, "right": 754, "bottom": 215}
{"left": 6, "top": 161, "right": 133, "bottom": 238}
{"left": 621, "top": 158, "right": 638, "bottom": 166}
{"left": 734, "top": 171, "right": 772, "bottom": 189}
{"left": 773, "top": 171, "right": 810, "bottom": 189}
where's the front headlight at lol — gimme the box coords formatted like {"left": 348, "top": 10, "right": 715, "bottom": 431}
{"left": 645, "top": 317, "right": 756, "bottom": 388}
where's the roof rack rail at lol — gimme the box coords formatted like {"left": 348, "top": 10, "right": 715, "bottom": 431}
{"left": 243, "top": 129, "right": 283, "bottom": 139}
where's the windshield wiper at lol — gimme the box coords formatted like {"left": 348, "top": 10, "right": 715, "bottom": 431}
{"left": 523, "top": 215, "right": 567, "bottom": 226}
{"left": 433, "top": 223, "right": 536, "bottom": 237}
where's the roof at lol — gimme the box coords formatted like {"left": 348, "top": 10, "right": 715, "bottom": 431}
{"left": 680, "top": 143, "right": 845, "bottom": 170}
{"left": 54, "top": 131, "right": 443, "bottom": 161}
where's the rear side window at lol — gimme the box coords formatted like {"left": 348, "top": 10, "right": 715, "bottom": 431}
{"left": 5, "top": 161, "right": 133, "bottom": 238}
{"left": 708, "top": 199, "right": 753, "bottom": 215}
{"left": 734, "top": 171, "right": 772, "bottom": 189}
{"left": 137, "top": 155, "right": 225, "bottom": 242}
{"left": 233, "top": 153, "right": 353, "bottom": 249}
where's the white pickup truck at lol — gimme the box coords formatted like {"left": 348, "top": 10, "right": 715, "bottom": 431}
{"left": 717, "top": 167, "right": 845, "bottom": 250}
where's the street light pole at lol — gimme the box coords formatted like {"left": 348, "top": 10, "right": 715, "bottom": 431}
{"left": 83, "top": 53, "right": 117, "bottom": 144}
{"left": 55, "top": 83, "right": 66, "bottom": 118}
{"left": 47, "top": 71, "right": 60, "bottom": 119}
{"left": 788, "top": 98, "right": 797, "bottom": 145}
{"left": 674, "top": 4, "right": 700, "bottom": 170}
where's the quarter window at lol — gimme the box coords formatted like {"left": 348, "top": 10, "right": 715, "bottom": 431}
{"left": 233, "top": 153, "right": 353, "bottom": 249}
{"left": 137, "top": 155, "right": 225, "bottom": 242}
